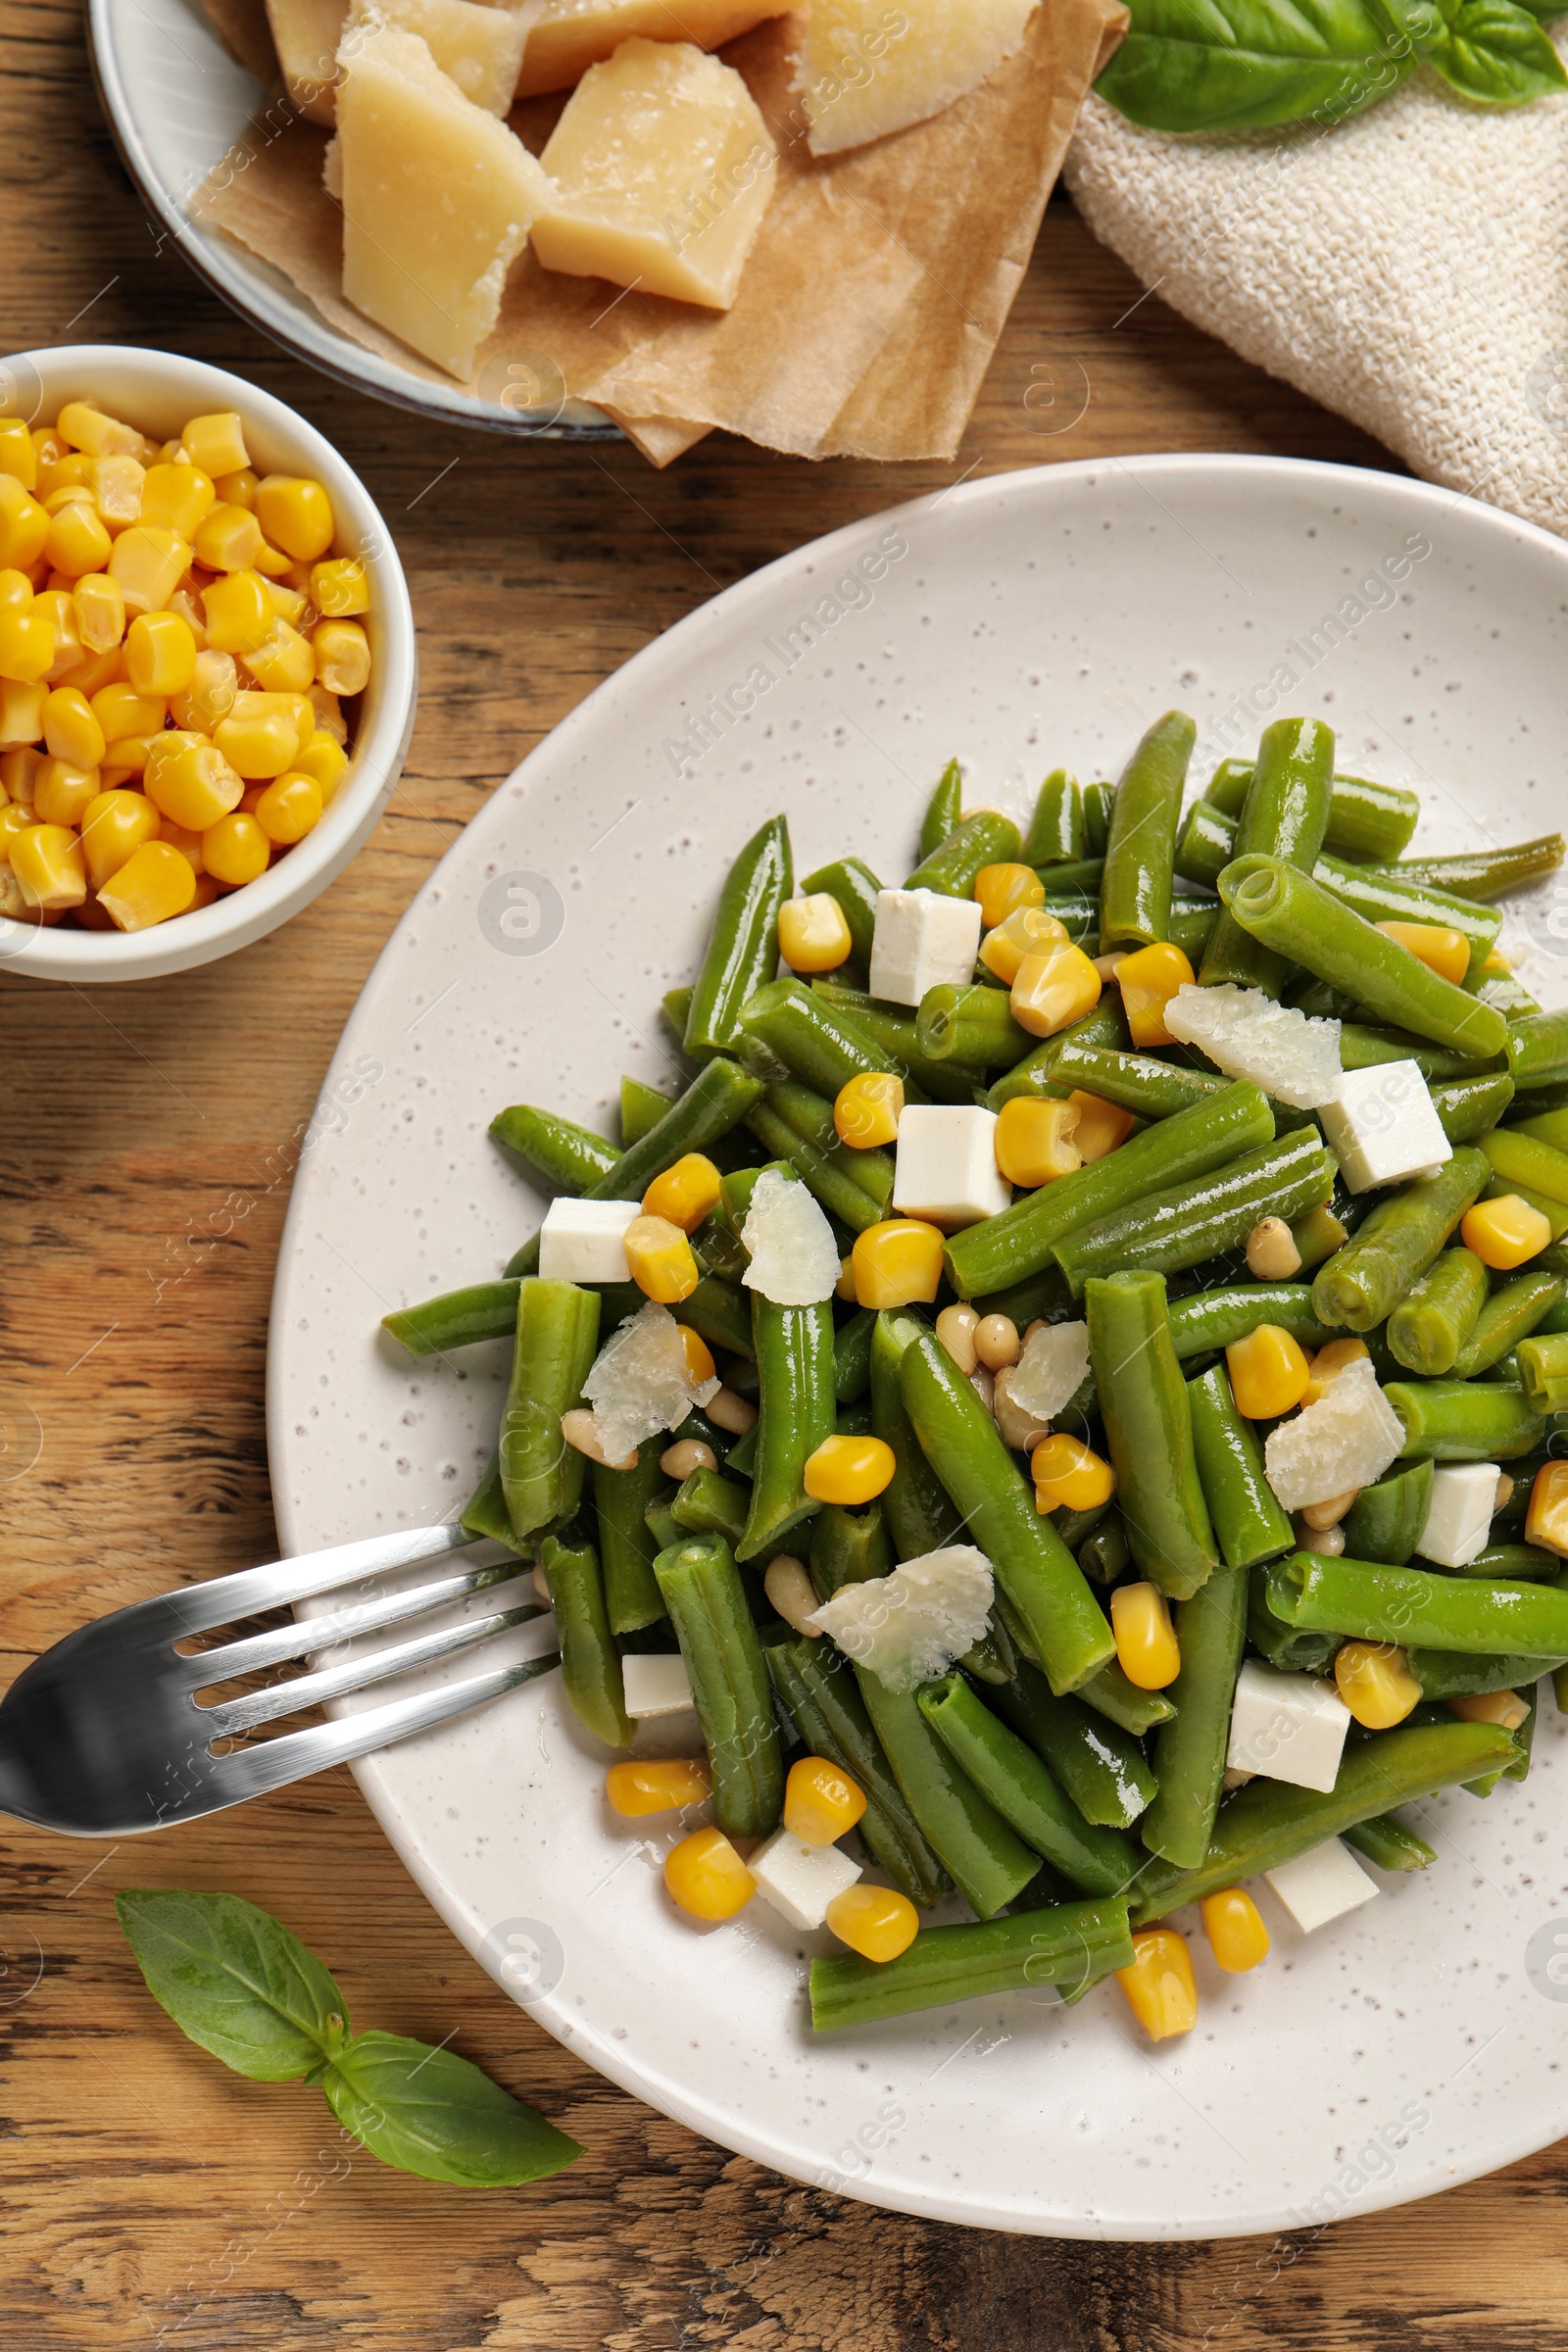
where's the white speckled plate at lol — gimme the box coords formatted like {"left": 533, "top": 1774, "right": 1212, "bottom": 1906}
{"left": 269, "top": 455, "right": 1568, "bottom": 2240}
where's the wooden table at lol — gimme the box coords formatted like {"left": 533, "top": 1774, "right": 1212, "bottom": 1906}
{"left": 5, "top": 4, "right": 1564, "bottom": 2341}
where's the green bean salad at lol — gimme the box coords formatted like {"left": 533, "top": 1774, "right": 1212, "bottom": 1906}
{"left": 384, "top": 710, "right": 1568, "bottom": 2041}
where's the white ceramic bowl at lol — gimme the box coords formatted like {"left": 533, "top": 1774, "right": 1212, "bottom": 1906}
{"left": 0, "top": 343, "right": 416, "bottom": 983}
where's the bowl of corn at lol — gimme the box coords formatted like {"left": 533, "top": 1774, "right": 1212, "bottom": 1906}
{"left": 0, "top": 343, "right": 416, "bottom": 981}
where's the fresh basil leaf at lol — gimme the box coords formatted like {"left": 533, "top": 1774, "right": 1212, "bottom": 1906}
{"left": 320, "top": 2031, "right": 583, "bottom": 2187}
{"left": 1094, "top": 0, "right": 1416, "bottom": 130}
{"left": 1369, "top": 0, "right": 1448, "bottom": 51}
{"left": 1428, "top": 0, "right": 1568, "bottom": 94}
{"left": 1507, "top": 0, "right": 1567, "bottom": 24}
{"left": 116, "top": 1889, "right": 350, "bottom": 2082}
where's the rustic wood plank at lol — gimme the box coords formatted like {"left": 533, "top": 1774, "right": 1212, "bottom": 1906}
{"left": 3, "top": 1, "right": 1560, "bottom": 2341}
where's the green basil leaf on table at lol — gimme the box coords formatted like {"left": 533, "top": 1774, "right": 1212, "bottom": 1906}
{"left": 1503, "top": 0, "right": 1568, "bottom": 24}
{"left": 115, "top": 1889, "right": 349, "bottom": 2082}
{"left": 1426, "top": 0, "right": 1568, "bottom": 97}
{"left": 319, "top": 2031, "right": 584, "bottom": 2187}
{"left": 1094, "top": 0, "right": 1416, "bottom": 131}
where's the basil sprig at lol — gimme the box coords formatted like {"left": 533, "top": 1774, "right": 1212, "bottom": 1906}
{"left": 1095, "top": 0, "right": 1565, "bottom": 132}
{"left": 117, "top": 1890, "right": 582, "bottom": 2188}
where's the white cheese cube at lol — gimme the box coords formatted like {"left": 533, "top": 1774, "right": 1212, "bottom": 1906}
{"left": 537, "top": 1198, "right": 642, "bottom": 1284}
{"left": 620, "top": 1650, "right": 695, "bottom": 1719}
{"left": 892, "top": 1104, "right": 1010, "bottom": 1232}
{"left": 868, "top": 888, "right": 983, "bottom": 1007}
{"left": 1416, "top": 1461, "right": 1498, "bottom": 1569}
{"left": 1317, "top": 1060, "right": 1453, "bottom": 1193}
{"left": 1226, "top": 1658, "right": 1352, "bottom": 1795}
{"left": 1263, "top": 1838, "right": 1379, "bottom": 1933}
{"left": 747, "top": 1828, "right": 861, "bottom": 1931}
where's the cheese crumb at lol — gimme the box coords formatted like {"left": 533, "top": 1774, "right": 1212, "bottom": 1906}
{"left": 740, "top": 1168, "right": 841, "bottom": 1306}
{"left": 583, "top": 1300, "right": 712, "bottom": 1462}
{"left": 1164, "top": 984, "right": 1343, "bottom": 1111}
{"left": 1005, "top": 1318, "right": 1090, "bottom": 1423}
{"left": 1264, "top": 1356, "right": 1405, "bottom": 1512}
{"left": 808, "top": 1544, "right": 994, "bottom": 1693}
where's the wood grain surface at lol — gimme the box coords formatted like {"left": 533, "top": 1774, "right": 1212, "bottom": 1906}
{"left": 3, "top": 1, "right": 1563, "bottom": 2342}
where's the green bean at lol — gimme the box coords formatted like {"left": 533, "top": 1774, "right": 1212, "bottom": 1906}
{"left": 1167, "top": 900, "right": 1221, "bottom": 964}
{"left": 1100, "top": 710, "right": 1196, "bottom": 951}
{"left": 490, "top": 1104, "right": 618, "bottom": 1193}
{"left": 679, "top": 1274, "right": 755, "bottom": 1362}
{"left": 1467, "top": 966, "right": 1541, "bottom": 1019}
{"left": 1454, "top": 1273, "right": 1565, "bottom": 1379}
{"left": 917, "top": 760, "right": 963, "bottom": 860}
{"left": 1506, "top": 1010, "right": 1568, "bottom": 1093}
{"left": 810, "top": 981, "right": 983, "bottom": 1104}
{"left": 644, "top": 1490, "right": 682, "bottom": 1552}
{"left": 1291, "top": 1202, "right": 1350, "bottom": 1270}
{"left": 1200, "top": 716, "right": 1335, "bottom": 994}
{"left": 1374, "top": 835, "right": 1565, "bottom": 902}
{"left": 1078, "top": 1511, "right": 1131, "bottom": 1585}
{"left": 1129, "top": 1718, "right": 1516, "bottom": 1926}
{"left": 383, "top": 1278, "right": 520, "bottom": 1356}
{"left": 1268, "top": 1547, "right": 1568, "bottom": 1653}
{"left": 946, "top": 1079, "right": 1275, "bottom": 1299}
{"left": 1049, "top": 1040, "right": 1223, "bottom": 1120}
{"left": 1175, "top": 799, "right": 1236, "bottom": 892}
{"left": 1055, "top": 1498, "right": 1113, "bottom": 1553}
{"left": 595, "top": 1058, "right": 767, "bottom": 1205}
{"left": 967, "top": 1264, "right": 1077, "bottom": 1334}
{"left": 833, "top": 1307, "right": 875, "bottom": 1405}
{"left": 905, "top": 809, "right": 1021, "bottom": 897}
{"left": 539, "top": 1526, "right": 632, "bottom": 1747}
{"left": 764, "top": 1637, "right": 950, "bottom": 1906}
{"left": 1311, "top": 1149, "right": 1489, "bottom": 1333}
{"left": 1338, "top": 1025, "right": 1496, "bottom": 1083}
{"left": 1086, "top": 1272, "right": 1218, "bottom": 1599}
{"left": 1483, "top": 1126, "right": 1568, "bottom": 1209}
{"left": 899, "top": 1330, "right": 1116, "bottom": 1690}
{"left": 1322, "top": 773, "right": 1421, "bottom": 862}
{"left": 1188, "top": 1365, "right": 1294, "bottom": 1570}
{"left": 1387, "top": 1247, "right": 1487, "bottom": 1376}
{"left": 1140, "top": 1560, "right": 1249, "bottom": 1868}
{"left": 722, "top": 1423, "right": 758, "bottom": 1478}
{"left": 670, "top": 1466, "right": 753, "bottom": 1549}
{"left": 809, "top": 1895, "right": 1133, "bottom": 2032}
{"left": 1202, "top": 758, "right": 1254, "bottom": 816}
{"left": 1430, "top": 1072, "right": 1515, "bottom": 1144}
{"left": 1166, "top": 1284, "right": 1337, "bottom": 1359}
{"left": 1219, "top": 856, "right": 1507, "bottom": 1059}
{"left": 807, "top": 1499, "right": 892, "bottom": 1599}
{"left": 738, "top": 977, "right": 913, "bottom": 1102}
{"left": 654, "top": 1535, "right": 782, "bottom": 1838}
{"left": 621, "top": 1076, "right": 677, "bottom": 1147}
{"left": 1314, "top": 850, "right": 1500, "bottom": 978}
{"left": 868, "top": 1312, "right": 961, "bottom": 1561}
{"left": 1509, "top": 1104, "right": 1568, "bottom": 1154}
{"left": 985, "top": 1003, "right": 1131, "bottom": 1110}
{"left": 1384, "top": 1378, "right": 1546, "bottom": 1461}
{"left": 1408, "top": 1647, "right": 1562, "bottom": 1696}
{"left": 1517, "top": 1330, "right": 1568, "bottom": 1413}
{"left": 1342, "top": 1814, "right": 1436, "bottom": 1872}
{"left": 918, "top": 1675, "right": 1142, "bottom": 1895}
{"left": 1449, "top": 1542, "right": 1560, "bottom": 1581}
{"left": 1036, "top": 857, "right": 1107, "bottom": 898}
{"left": 1021, "top": 768, "right": 1087, "bottom": 866}
{"left": 593, "top": 1446, "right": 668, "bottom": 1632}
{"left": 800, "top": 857, "right": 882, "bottom": 968}
{"left": 460, "top": 1451, "right": 523, "bottom": 1552}
{"left": 684, "top": 815, "right": 793, "bottom": 1058}
{"left": 1055, "top": 1130, "right": 1334, "bottom": 1298}
{"left": 1082, "top": 782, "right": 1115, "bottom": 858}
{"left": 1247, "top": 1561, "right": 1341, "bottom": 1672}
{"left": 499, "top": 1278, "right": 601, "bottom": 1543}
{"left": 1341, "top": 1460, "right": 1434, "bottom": 1565}
{"left": 855, "top": 1671, "right": 1040, "bottom": 1918}
{"left": 1503, "top": 1688, "right": 1538, "bottom": 1784}
{"left": 662, "top": 985, "right": 694, "bottom": 1049}
{"left": 758, "top": 1078, "right": 894, "bottom": 1206}
{"left": 990, "top": 1662, "right": 1155, "bottom": 1828}
{"left": 914, "top": 984, "right": 1033, "bottom": 1070}
{"left": 743, "top": 1095, "right": 887, "bottom": 1234}
{"left": 1037, "top": 893, "right": 1097, "bottom": 943}
{"left": 738, "top": 1292, "right": 835, "bottom": 1558}
{"left": 1076, "top": 1655, "right": 1179, "bottom": 1735}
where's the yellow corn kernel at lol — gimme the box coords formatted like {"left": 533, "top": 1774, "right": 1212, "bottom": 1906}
{"left": 1481, "top": 947, "right": 1512, "bottom": 978}
{"left": 1115, "top": 940, "right": 1197, "bottom": 1051}
{"left": 201, "top": 567, "right": 273, "bottom": 654}
{"left": 125, "top": 608, "right": 197, "bottom": 700}
{"left": 1200, "top": 1887, "right": 1270, "bottom": 1976}
{"left": 181, "top": 412, "right": 251, "bottom": 477}
{"left": 96, "top": 837, "right": 197, "bottom": 929}
{"left": 241, "top": 617, "right": 317, "bottom": 696}
{"left": 1031, "top": 1433, "right": 1115, "bottom": 1513}
{"left": 80, "top": 788, "right": 161, "bottom": 890}
{"left": 642, "top": 1151, "right": 722, "bottom": 1234}
{"left": 1298, "top": 1334, "right": 1369, "bottom": 1407}
{"left": 214, "top": 703, "right": 299, "bottom": 781}
{"left": 143, "top": 734, "right": 244, "bottom": 831}
{"left": 313, "top": 617, "right": 371, "bottom": 697}
{"left": 213, "top": 467, "right": 258, "bottom": 511}
{"left": 0, "top": 745, "right": 38, "bottom": 797}
{"left": 675, "top": 1323, "right": 716, "bottom": 1388}
{"left": 978, "top": 904, "right": 1070, "bottom": 987}
{"left": 200, "top": 809, "right": 270, "bottom": 886}
{"left": 193, "top": 501, "right": 265, "bottom": 572}
{"left": 784, "top": 1756, "right": 867, "bottom": 1846}
{"left": 0, "top": 567, "right": 33, "bottom": 612}
{"left": 606, "top": 1756, "right": 711, "bottom": 1816}
{"left": 973, "top": 860, "right": 1044, "bottom": 929}
{"left": 1334, "top": 1639, "right": 1421, "bottom": 1729}
{"left": 91, "top": 681, "right": 164, "bottom": 742}
{"left": 1110, "top": 1580, "right": 1181, "bottom": 1690}
{"left": 33, "top": 589, "right": 80, "bottom": 681}
{"left": 42, "top": 481, "right": 96, "bottom": 516}
{"left": 1447, "top": 1689, "right": 1531, "bottom": 1731}
{"left": 88, "top": 454, "right": 146, "bottom": 530}
{"left": 254, "top": 473, "right": 335, "bottom": 563}
{"left": 624, "top": 1213, "right": 699, "bottom": 1303}
{"left": 1116, "top": 1928, "right": 1199, "bottom": 2041}
{"left": 851, "top": 1218, "right": 945, "bottom": 1309}
{"left": 0, "top": 418, "right": 37, "bottom": 489}
{"left": 250, "top": 537, "right": 294, "bottom": 580}
{"left": 44, "top": 495, "right": 113, "bottom": 579}
{"left": 171, "top": 649, "right": 239, "bottom": 734}
{"left": 1009, "top": 942, "right": 1102, "bottom": 1039}
{"left": 834, "top": 1072, "right": 904, "bottom": 1149}
{"left": 276, "top": 692, "right": 317, "bottom": 760}
{"left": 1376, "top": 919, "right": 1469, "bottom": 987}
{"left": 1065, "top": 1088, "right": 1136, "bottom": 1165}
{"left": 311, "top": 556, "right": 370, "bottom": 615}
{"left": 0, "top": 475, "right": 50, "bottom": 571}
{"left": 100, "top": 736, "right": 155, "bottom": 788}
{"left": 835, "top": 1253, "right": 858, "bottom": 1303}
{"left": 0, "top": 679, "right": 47, "bottom": 746}
{"left": 0, "top": 606, "right": 55, "bottom": 684}
{"left": 663, "top": 1825, "right": 755, "bottom": 1921}
{"left": 0, "top": 802, "right": 37, "bottom": 857}
{"left": 58, "top": 400, "right": 142, "bottom": 458}
{"left": 264, "top": 577, "right": 310, "bottom": 631}
{"left": 160, "top": 819, "right": 207, "bottom": 876}
{"left": 33, "top": 757, "right": 99, "bottom": 828}
{"left": 11, "top": 821, "right": 85, "bottom": 910}
{"left": 107, "top": 524, "right": 189, "bottom": 615}
{"left": 74, "top": 571, "right": 125, "bottom": 654}
{"left": 41, "top": 685, "right": 106, "bottom": 771}
{"left": 825, "top": 1883, "right": 919, "bottom": 1963}
{"left": 1525, "top": 1460, "right": 1568, "bottom": 1557}
{"left": 36, "top": 452, "right": 88, "bottom": 500}
{"left": 778, "top": 891, "right": 852, "bottom": 973}
{"left": 995, "top": 1096, "right": 1081, "bottom": 1188}
{"left": 138, "top": 462, "right": 216, "bottom": 541}
{"left": 803, "top": 1433, "right": 896, "bottom": 1505}
{"left": 253, "top": 770, "right": 323, "bottom": 844}
{"left": 310, "top": 683, "right": 347, "bottom": 744}
{"left": 1226, "top": 1322, "right": 1312, "bottom": 1419}
{"left": 1461, "top": 1194, "right": 1552, "bottom": 1271}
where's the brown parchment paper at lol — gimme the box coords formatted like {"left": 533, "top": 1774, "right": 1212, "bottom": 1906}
{"left": 193, "top": 0, "right": 1124, "bottom": 465}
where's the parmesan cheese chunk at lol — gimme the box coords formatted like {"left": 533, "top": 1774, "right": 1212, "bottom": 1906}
{"left": 1264, "top": 1356, "right": 1405, "bottom": 1513}
{"left": 740, "top": 1167, "right": 841, "bottom": 1306}
{"left": 583, "top": 1299, "right": 710, "bottom": 1463}
{"left": 336, "top": 24, "right": 554, "bottom": 378}
{"left": 1163, "top": 984, "right": 1343, "bottom": 1111}
{"left": 804, "top": 0, "right": 1037, "bottom": 157}
{"left": 512, "top": 0, "right": 790, "bottom": 97}
{"left": 808, "top": 1545, "right": 994, "bottom": 1694}
{"left": 345, "top": 0, "right": 528, "bottom": 114}
{"left": 531, "top": 38, "right": 776, "bottom": 310}
{"left": 266, "top": 0, "right": 350, "bottom": 123}
{"left": 1006, "top": 1318, "right": 1091, "bottom": 1423}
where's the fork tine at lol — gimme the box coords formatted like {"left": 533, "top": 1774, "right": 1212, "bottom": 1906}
{"left": 205, "top": 1649, "right": 563, "bottom": 1803}
{"left": 199, "top": 1602, "right": 550, "bottom": 1738}
{"left": 151, "top": 1522, "right": 478, "bottom": 1637}
{"left": 180, "top": 1559, "right": 528, "bottom": 1685}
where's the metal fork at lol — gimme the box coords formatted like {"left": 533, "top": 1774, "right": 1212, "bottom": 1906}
{"left": 0, "top": 1523, "right": 559, "bottom": 1838}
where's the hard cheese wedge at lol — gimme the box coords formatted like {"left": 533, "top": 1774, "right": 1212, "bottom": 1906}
{"left": 344, "top": 0, "right": 528, "bottom": 114}
{"left": 336, "top": 24, "right": 554, "bottom": 378}
{"left": 804, "top": 0, "right": 1038, "bottom": 155}
{"left": 266, "top": 0, "right": 350, "bottom": 123}
{"left": 513, "top": 0, "right": 790, "bottom": 98}
{"left": 531, "top": 37, "right": 775, "bottom": 311}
